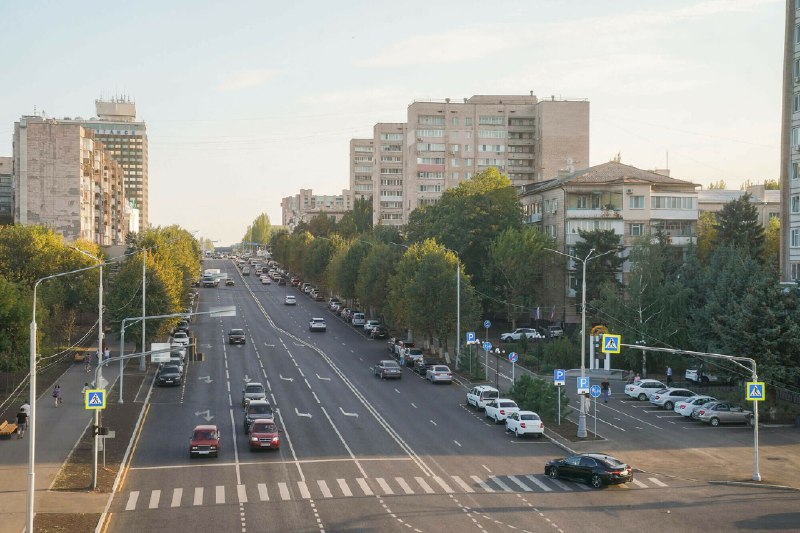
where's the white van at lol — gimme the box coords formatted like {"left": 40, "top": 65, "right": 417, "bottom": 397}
{"left": 351, "top": 313, "right": 366, "bottom": 327}
{"left": 466, "top": 386, "right": 500, "bottom": 410}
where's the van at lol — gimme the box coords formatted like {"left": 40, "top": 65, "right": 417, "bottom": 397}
{"left": 466, "top": 385, "right": 500, "bottom": 410}
{"left": 351, "top": 313, "right": 366, "bottom": 327}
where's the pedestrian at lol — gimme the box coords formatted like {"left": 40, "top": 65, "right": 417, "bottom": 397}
{"left": 20, "top": 402, "right": 30, "bottom": 416}
{"left": 16, "top": 408, "right": 28, "bottom": 439}
{"left": 666, "top": 366, "right": 673, "bottom": 387}
{"left": 81, "top": 382, "right": 90, "bottom": 400}
{"left": 601, "top": 380, "right": 610, "bottom": 403}
{"left": 52, "top": 384, "right": 62, "bottom": 407}
{"left": 634, "top": 372, "right": 641, "bottom": 383}
{"left": 104, "top": 347, "right": 110, "bottom": 361}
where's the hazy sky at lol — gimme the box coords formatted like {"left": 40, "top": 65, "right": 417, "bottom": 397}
{"left": 0, "top": 0, "right": 785, "bottom": 245}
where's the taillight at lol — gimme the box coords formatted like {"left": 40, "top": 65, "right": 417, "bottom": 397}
{"left": 678, "top": 404, "right": 685, "bottom": 409}
{"left": 654, "top": 395, "right": 660, "bottom": 400}
{"left": 539, "top": 422, "right": 544, "bottom": 428}
{"left": 500, "top": 410, "right": 506, "bottom": 415}
{"left": 520, "top": 422, "right": 526, "bottom": 428}
{"left": 699, "top": 410, "right": 705, "bottom": 415}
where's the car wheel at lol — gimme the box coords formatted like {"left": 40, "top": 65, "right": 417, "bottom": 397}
{"left": 638, "top": 393, "right": 647, "bottom": 401}
{"left": 590, "top": 474, "right": 603, "bottom": 489}
{"left": 548, "top": 467, "right": 559, "bottom": 479}
{"left": 664, "top": 401, "right": 674, "bottom": 410}
{"left": 710, "top": 417, "right": 720, "bottom": 427}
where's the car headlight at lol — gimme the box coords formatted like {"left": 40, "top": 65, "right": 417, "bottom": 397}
{"left": 272, "top": 437, "right": 279, "bottom": 443}
{"left": 191, "top": 446, "right": 198, "bottom": 450}
{"left": 251, "top": 437, "right": 258, "bottom": 442}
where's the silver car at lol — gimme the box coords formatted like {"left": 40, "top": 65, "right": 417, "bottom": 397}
{"left": 242, "top": 382, "right": 266, "bottom": 407}
{"left": 648, "top": 388, "right": 695, "bottom": 410}
{"left": 425, "top": 365, "right": 453, "bottom": 384}
{"left": 695, "top": 401, "right": 753, "bottom": 426}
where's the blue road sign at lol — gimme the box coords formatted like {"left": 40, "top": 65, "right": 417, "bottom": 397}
{"left": 466, "top": 331, "right": 476, "bottom": 343}
{"left": 482, "top": 341, "right": 493, "bottom": 351}
{"left": 577, "top": 377, "right": 590, "bottom": 394}
{"left": 746, "top": 382, "right": 765, "bottom": 401}
{"left": 590, "top": 385, "right": 602, "bottom": 398}
{"left": 483, "top": 320, "right": 492, "bottom": 329}
{"left": 554, "top": 369, "right": 566, "bottom": 386}
{"left": 601, "top": 334, "right": 621, "bottom": 354}
{"left": 508, "top": 352, "right": 518, "bottom": 363}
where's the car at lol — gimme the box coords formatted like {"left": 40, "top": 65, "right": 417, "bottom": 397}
{"left": 466, "top": 385, "right": 500, "bottom": 410}
{"left": 189, "top": 425, "right": 220, "bottom": 458}
{"left": 674, "top": 395, "right": 717, "bottom": 417}
{"left": 242, "top": 382, "right": 266, "bottom": 406}
{"left": 372, "top": 360, "right": 402, "bottom": 379}
{"left": 624, "top": 379, "right": 667, "bottom": 401}
{"left": 370, "top": 325, "right": 389, "bottom": 339}
{"left": 261, "top": 276, "right": 271, "bottom": 285}
{"left": 546, "top": 326, "right": 564, "bottom": 338}
{"left": 685, "top": 368, "right": 730, "bottom": 384}
{"left": 284, "top": 295, "right": 296, "bottom": 305}
{"left": 401, "top": 348, "right": 424, "bottom": 367}
{"left": 202, "top": 277, "right": 219, "bottom": 287}
{"left": 426, "top": 365, "right": 453, "bottom": 384}
{"left": 228, "top": 328, "right": 246, "bottom": 345}
{"left": 309, "top": 289, "right": 319, "bottom": 299}
{"left": 291, "top": 277, "right": 301, "bottom": 286}
{"left": 166, "top": 355, "right": 184, "bottom": 374}
{"left": 484, "top": 398, "right": 520, "bottom": 423}
{"left": 243, "top": 400, "right": 274, "bottom": 433}
{"left": 341, "top": 308, "right": 353, "bottom": 322}
{"left": 277, "top": 277, "right": 286, "bottom": 286}
{"left": 225, "top": 278, "right": 235, "bottom": 286}
{"left": 242, "top": 267, "right": 251, "bottom": 275}
{"left": 171, "top": 331, "right": 190, "bottom": 346}
{"left": 648, "top": 388, "right": 696, "bottom": 410}
{"left": 170, "top": 345, "right": 186, "bottom": 361}
{"left": 363, "top": 320, "right": 381, "bottom": 334}
{"left": 248, "top": 418, "right": 281, "bottom": 451}
{"left": 505, "top": 410, "right": 544, "bottom": 438}
{"left": 309, "top": 318, "right": 327, "bottom": 332}
{"left": 545, "top": 453, "right": 633, "bottom": 488}
{"left": 173, "top": 320, "right": 190, "bottom": 334}
{"left": 414, "top": 356, "right": 439, "bottom": 375}
{"left": 157, "top": 364, "right": 182, "bottom": 387}
{"left": 695, "top": 401, "right": 753, "bottom": 426}
{"left": 314, "top": 291, "right": 325, "bottom": 301}
{"left": 499, "top": 328, "right": 544, "bottom": 342}
{"left": 351, "top": 312, "right": 366, "bottom": 327}
{"left": 327, "top": 298, "right": 341, "bottom": 309}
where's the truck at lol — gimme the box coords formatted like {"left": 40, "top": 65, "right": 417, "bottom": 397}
{"left": 203, "top": 268, "right": 221, "bottom": 278}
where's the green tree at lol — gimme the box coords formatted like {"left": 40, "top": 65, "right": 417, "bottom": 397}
{"left": 307, "top": 214, "right": 335, "bottom": 237}
{"left": 696, "top": 211, "right": 717, "bottom": 264}
{"left": 250, "top": 213, "right": 272, "bottom": 244}
{"left": 508, "top": 374, "right": 568, "bottom": 423}
{"left": 336, "top": 197, "right": 373, "bottom": 239}
{"left": 356, "top": 242, "right": 402, "bottom": 318}
{"left": 708, "top": 180, "right": 727, "bottom": 189}
{"left": 574, "top": 229, "right": 623, "bottom": 305}
{"left": 0, "top": 276, "right": 32, "bottom": 371}
{"left": 329, "top": 241, "right": 370, "bottom": 300}
{"left": 764, "top": 216, "right": 780, "bottom": 266}
{"left": 713, "top": 193, "right": 764, "bottom": 260}
{"left": 763, "top": 179, "right": 780, "bottom": 190}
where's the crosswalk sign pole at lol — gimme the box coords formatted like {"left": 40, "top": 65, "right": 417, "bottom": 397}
{"left": 752, "top": 372, "right": 761, "bottom": 482}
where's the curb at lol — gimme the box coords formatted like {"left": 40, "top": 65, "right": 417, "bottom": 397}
{"left": 707, "top": 480, "right": 800, "bottom": 491}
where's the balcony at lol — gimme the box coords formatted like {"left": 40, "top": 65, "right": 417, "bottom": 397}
{"left": 566, "top": 207, "right": 622, "bottom": 219}
{"left": 525, "top": 213, "right": 542, "bottom": 224}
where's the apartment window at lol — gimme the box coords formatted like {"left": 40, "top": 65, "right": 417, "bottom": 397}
{"left": 793, "top": 195, "right": 800, "bottom": 213}
{"left": 795, "top": 94, "right": 800, "bottom": 113}
{"left": 651, "top": 196, "right": 694, "bottom": 209}
{"left": 381, "top": 156, "right": 402, "bottom": 163}
{"left": 354, "top": 166, "right": 373, "bottom": 173}
{"left": 418, "top": 184, "right": 443, "bottom": 193}
{"left": 794, "top": 127, "right": 800, "bottom": 148}
{"left": 381, "top": 190, "right": 403, "bottom": 197}
{"left": 354, "top": 156, "right": 372, "bottom": 162}
{"left": 417, "top": 157, "right": 445, "bottom": 164}
{"left": 380, "top": 201, "right": 403, "bottom": 209}
{"left": 418, "top": 129, "right": 444, "bottom": 137}
{"left": 629, "top": 195, "right": 645, "bottom": 208}
{"left": 382, "top": 144, "right": 402, "bottom": 152}
{"left": 418, "top": 115, "right": 445, "bottom": 126}
{"left": 478, "top": 144, "right": 505, "bottom": 152}
{"left": 381, "top": 168, "right": 402, "bottom": 174}
{"left": 792, "top": 229, "right": 800, "bottom": 248}
{"left": 452, "top": 172, "right": 459, "bottom": 179}
{"left": 451, "top": 131, "right": 458, "bottom": 139}
{"left": 354, "top": 146, "right": 373, "bottom": 152}
{"left": 544, "top": 225, "right": 557, "bottom": 238}
{"left": 463, "top": 158, "right": 474, "bottom": 165}
{"left": 464, "top": 131, "right": 472, "bottom": 139}
{"left": 479, "top": 115, "right": 504, "bottom": 125}
{"left": 465, "top": 172, "right": 474, "bottom": 179}
{"left": 793, "top": 162, "right": 799, "bottom": 180}
{"left": 465, "top": 118, "right": 473, "bottom": 127}
{"left": 418, "top": 171, "right": 444, "bottom": 179}
{"left": 451, "top": 117, "right": 459, "bottom": 126}
{"left": 577, "top": 196, "right": 587, "bottom": 209}
{"left": 568, "top": 220, "right": 615, "bottom": 234}
{"left": 630, "top": 223, "right": 644, "bottom": 236}
{"left": 464, "top": 144, "right": 472, "bottom": 152}
{"left": 796, "top": 23, "right": 800, "bottom": 43}
{"left": 450, "top": 144, "right": 459, "bottom": 152}
{"left": 479, "top": 130, "right": 507, "bottom": 139}
{"left": 380, "top": 133, "right": 403, "bottom": 141}
{"left": 380, "top": 178, "right": 403, "bottom": 186}
{"left": 417, "top": 143, "right": 446, "bottom": 152}
{"left": 795, "top": 58, "right": 800, "bottom": 80}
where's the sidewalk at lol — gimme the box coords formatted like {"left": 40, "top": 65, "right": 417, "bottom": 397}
{"left": 0, "top": 354, "right": 124, "bottom": 533}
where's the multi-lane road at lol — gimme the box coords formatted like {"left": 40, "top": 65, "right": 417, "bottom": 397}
{"left": 104, "top": 259, "right": 800, "bottom": 532}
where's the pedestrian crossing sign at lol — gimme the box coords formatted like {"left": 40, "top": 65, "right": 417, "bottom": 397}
{"left": 601, "top": 334, "right": 621, "bottom": 354}
{"left": 85, "top": 389, "right": 106, "bottom": 410}
{"left": 746, "top": 382, "right": 765, "bottom": 402}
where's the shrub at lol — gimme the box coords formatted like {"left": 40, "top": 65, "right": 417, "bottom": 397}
{"left": 509, "top": 374, "right": 568, "bottom": 423}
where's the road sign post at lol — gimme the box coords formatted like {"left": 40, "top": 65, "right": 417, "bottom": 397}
{"left": 554, "top": 369, "right": 565, "bottom": 425}
{"left": 577, "top": 377, "right": 590, "bottom": 394}
{"left": 509, "top": 352, "right": 518, "bottom": 383}
{"left": 482, "top": 340, "right": 492, "bottom": 381}
{"left": 590, "top": 385, "right": 601, "bottom": 439}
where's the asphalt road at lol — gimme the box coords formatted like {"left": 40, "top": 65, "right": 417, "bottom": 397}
{"left": 104, "top": 259, "right": 800, "bottom": 533}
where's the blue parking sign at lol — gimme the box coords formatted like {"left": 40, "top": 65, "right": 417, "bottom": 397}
{"left": 577, "top": 377, "right": 590, "bottom": 394}
{"left": 466, "top": 331, "right": 475, "bottom": 343}
{"left": 554, "top": 369, "right": 566, "bottom": 386}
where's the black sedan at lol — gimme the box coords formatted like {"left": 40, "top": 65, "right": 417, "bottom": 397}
{"left": 157, "top": 365, "right": 183, "bottom": 387}
{"left": 544, "top": 453, "right": 632, "bottom": 488}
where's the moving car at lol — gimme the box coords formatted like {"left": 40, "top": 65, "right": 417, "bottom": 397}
{"left": 674, "top": 395, "right": 717, "bottom": 417}
{"left": 248, "top": 418, "right": 281, "bottom": 451}
{"left": 372, "top": 360, "right": 402, "bottom": 379}
{"left": 189, "top": 425, "right": 220, "bottom": 458}
{"left": 649, "top": 388, "right": 696, "bottom": 410}
{"left": 624, "top": 379, "right": 666, "bottom": 401}
{"left": 500, "top": 328, "right": 544, "bottom": 342}
{"left": 261, "top": 276, "right": 271, "bottom": 285}
{"left": 426, "top": 365, "right": 453, "bottom": 384}
{"left": 243, "top": 400, "right": 274, "bottom": 433}
{"left": 242, "top": 382, "right": 266, "bottom": 406}
{"left": 484, "top": 398, "right": 520, "bottom": 423}
{"left": 505, "top": 410, "right": 544, "bottom": 438}
{"left": 225, "top": 278, "right": 235, "bottom": 286}
{"left": 309, "top": 318, "right": 327, "bottom": 332}
{"left": 545, "top": 453, "right": 632, "bottom": 488}
{"left": 157, "top": 364, "right": 182, "bottom": 387}
{"left": 695, "top": 401, "right": 753, "bottom": 426}
{"left": 466, "top": 385, "right": 500, "bottom": 410}
{"left": 284, "top": 295, "right": 296, "bottom": 305}
{"left": 228, "top": 328, "right": 246, "bottom": 345}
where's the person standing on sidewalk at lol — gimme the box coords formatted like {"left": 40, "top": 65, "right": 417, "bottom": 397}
{"left": 666, "top": 366, "right": 673, "bottom": 387}
{"left": 16, "top": 408, "right": 28, "bottom": 439}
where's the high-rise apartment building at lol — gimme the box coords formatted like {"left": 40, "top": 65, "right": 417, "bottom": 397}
{"left": 81, "top": 97, "right": 148, "bottom": 234}
{"left": 0, "top": 156, "right": 12, "bottom": 224}
{"left": 782, "top": 0, "right": 800, "bottom": 280}
{"left": 13, "top": 116, "right": 128, "bottom": 244}
{"left": 372, "top": 123, "right": 407, "bottom": 226}
{"left": 281, "top": 188, "right": 352, "bottom": 231}
{"left": 350, "top": 138, "right": 375, "bottom": 204}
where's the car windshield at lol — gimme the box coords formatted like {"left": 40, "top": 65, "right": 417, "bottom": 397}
{"left": 230, "top": 329, "right": 244, "bottom": 335}
{"left": 249, "top": 404, "right": 272, "bottom": 414}
{"left": 162, "top": 365, "right": 179, "bottom": 373}
{"left": 521, "top": 414, "right": 540, "bottom": 421}
{"left": 252, "top": 423, "right": 276, "bottom": 433}
{"left": 433, "top": 366, "right": 449, "bottom": 372}
{"left": 246, "top": 385, "right": 264, "bottom": 394}
{"left": 408, "top": 349, "right": 423, "bottom": 356}
{"left": 597, "top": 456, "right": 625, "bottom": 468}
{"left": 485, "top": 391, "right": 499, "bottom": 399}
{"left": 193, "top": 430, "right": 216, "bottom": 440}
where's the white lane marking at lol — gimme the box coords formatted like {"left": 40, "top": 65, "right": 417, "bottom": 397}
{"left": 415, "top": 477, "right": 434, "bottom": 494}
{"left": 433, "top": 476, "right": 454, "bottom": 493}
{"left": 278, "top": 482, "right": 290, "bottom": 501}
{"left": 356, "top": 477, "right": 373, "bottom": 496}
{"left": 411, "top": 403, "right": 417, "bottom": 409}
{"left": 490, "top": 476, "right": 513, "bottom": 492}
{"left": 295, "top": 407, "right": 312, "bottom": 418}
{"left": 148, "top": 489, "right": 160, "bottom": 509}
{"left": 395, "top": 477, "right": 414, "bottom": 494}
{"left": 524, "top": 475, "right": 552, "bottom": 492}
{"left": 193, "top": 487, "right": 203, "bottom": 506}
{"left": 125, "top": 491, "right": 139, "bottom": 511}
{"left": 280, "top": 375, "right": 294, "bottom": 382}
{"left": 631, "top": 478, "right": 648, "bottom": 489}
{"left": 237, "top": 484, "right": 248, "bottom": 503}
{"left": 482, "top": 464, "right": 492, "bottom": 473}
{"left": 316, "top": 374, "right": 330, "bottom": 381}
{"left": 298, "top": 481, "right": 311, "bottom": 499}
{"left": 263, "top": 368, "right": 268, "bottom": 378}
{"left": 337, "top": 478, "right": 352, "bottom": 497}
{"left": 394, "top": 388, "right": 400, "bottom": 394}
{"left": 450, "top": 475, "right": 474, "bottom": 493}
{"left": 508, "top": 475, "right": 533, "bottom": 492}
{"left": 453, "top": 440, "right": 461, "bottom": 447}
{"left": 318, "top": 480, "right": 333, "bottom": 498}
{"left": 258, "top": 483, "right": 269, "bottom": 500}
{"left": 471, "top": 475, "right": 494, "bottom": 492}
{"left": 429, "top": 420, "right": 437, "bottom": 426}
{"left": 215, "top": 485, "right": 225, "bottom": 504}
{"left": 171, "top": 487, "right": 183, "bottom": 507}
{"left": 312, "top": 391, "right": 321, "bottom": 404}
{"left": 548, "top": 477, "right": 572, "bottom": 491}
{"left": 648, "top": 477, "right": 668, "bottom": 487}
{"left": 228, "top": 409, "right": 241, "bottom": 485}
{"left": 376, "top": 477, "right": 394, "bottom": 495}
{"left": 340, "top": 407, "right": 359, "bottom": 417}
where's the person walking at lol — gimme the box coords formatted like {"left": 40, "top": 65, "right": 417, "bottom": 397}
{"left": 666, "top": 366, "right": 673, "bottom": 387}
{"left": 16, "top": 408, "right": 28, "bottom": 439}
{"left": 52, "top": 384, "right": 62, "bottom": 407}
{"left": 104, "top": 347, "right": 110, "bottom": 362}
{"left": 600, "top": 380, "right": 610, "bottom": 403}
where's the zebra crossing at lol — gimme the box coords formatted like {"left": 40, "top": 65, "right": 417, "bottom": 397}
{"left": 121, "top": 473, "right": 670, "bottom": 511}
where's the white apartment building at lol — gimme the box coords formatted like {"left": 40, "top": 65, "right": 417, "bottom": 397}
{"left": 281, "top": 188, "right": 352, "bottom": 231}
{"left": 349, "top": 138, "right": 374, "bottom": 203}
{"left": 782, "top": 0, "right": 800, "bottom": 280}
{"left": 372, "top": 123, "right": 406, "bottom": 226}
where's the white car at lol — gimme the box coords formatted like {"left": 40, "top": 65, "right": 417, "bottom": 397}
{"left": 364, "top": 320, "right": 381, "bottom": 334}
{"left": 624, "top": 379, "right": 666, "bottom": 401}
{"left": 284, "top": 295, "right": 296, "bottom": 305}
{"left": 261, "top": 276, "right": 271, "bottom": 285}
{"left": 171, "top": 331, "right": 190, "bottom": 346}
{"left": 425, "top": 365, "right": 453, "bottom": 384}
{"left": 466, "top": 385, "right": 500, "bottom": 410}
{"left": 649, "top": 388, "right": 696, "bottom": 410}
{"left": 484, "top": 398, "right": 520, "bottom": 424}
{"left": 674, "top": 395, "right": 717, "bottom": 417}
{"left": 309, "top": 318, "right": 327, "bottom": 332}
{"left": 499, "top": 328, "right": 544, "bottom": 342}
{"left": 505, "top": 410, "right": 544, "bottom": 438}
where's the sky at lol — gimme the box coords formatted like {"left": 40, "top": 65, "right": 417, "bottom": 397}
{"left": 0, "top": 0, "right": 786, "bottom": 245}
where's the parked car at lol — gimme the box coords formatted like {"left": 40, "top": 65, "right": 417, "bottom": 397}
{"left": 351, "top": 312, "right": 366, "bottom": 327}
{"left": 414, "top": 356, "right": 439, "bottom": 375}
{"left": 309, "top": 318, "right": 327, "bottom": 332}
{"left": 545, "top": 453, "right": 633, "bottom": 488}
{"left": 248, "top": 418, "right": 281, "bottom": 451}
{"left": 228, "top": 328, "right": 246, "bottom": 345}
{"left": 291, "top": 277, "right": 301, "bottom": 286}
{"left": 370, "top": 326, "right": 389, "bottom": 340}
{"left": 674, "top": 395, "right": 717, "bottom": 417}
{"left": 466, "top": 385, "right": 500, "bottom": 410}
{"left": 284, "top": 295, "right": 296, "bottom": 305}
{"left": 695, "top": 401, "right": 753, "bottom": 426}
{"left": 649, "top": 388, "right": 696, "bottom": 410}
{"left": 363, "top": 320, "right": 381, "bottom": 334}
{"left": 242, "top": 382, "right": 266, "bottom": 406}
{"left": 484, "top": 399, "right": 520, "bottom": 423}
{"left": 243, "top": 400, "right": 274, "bottom": 433}
{"left": 277, "top": 277, "right": 286, "bottom": 286}
{"left": 685, "top": 368, "right": 730, "bottom": 384}
{"left": 173, "top": 320, "right": 190, "bottom": 334}
{"left": 500, "top": 328, "right": 544, "bottom": 342}
{"left": 371, "top": 360, "right": 402, "bottom": 379}
{"left": 328, "top": 298, "right": 341, "bottom": 309}
{"left": 625, "top": 379, "right": 667, "bottom": 401}
{"left": 401, "top": 348, "right": 424, "bottom": 367}
{"left": 546, "top": 326, "right": 564, "bottom": 338}
{"left": 171, "top": 331, "right": 190, "bottom": 346}
{"left": 225, "top": 278, "right": 235, "bottom": 286}
{"left": 426, "top": 365, "right": 453, "bottom": 384}
{"left": 505, "top": 410, "right": 544, "bottom": 438}
{"left": 157, "top": 364, "right": 182, "bottom": 387}
{"left": 189, "top": 425, "right": 220, "bottom": 458}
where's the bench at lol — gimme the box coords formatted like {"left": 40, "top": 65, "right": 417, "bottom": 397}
{"left": 0, "top": 420, "right": 18, "bottom": 437}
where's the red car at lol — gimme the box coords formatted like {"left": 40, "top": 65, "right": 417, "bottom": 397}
{"left": 248, "top": 418, "right": 281, "bottom": 451}
{"left": 189, "top": 425, "right": 220, "bottom": 458}
{"left": 290, "top": 277, "right": 301, "bottom": 287}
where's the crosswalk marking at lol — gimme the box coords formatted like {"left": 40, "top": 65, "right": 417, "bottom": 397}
{"left": 258, "top": 483, "right": 269, "bottom": 501}
{"left": 317, "top": 480, "right": 333, "bottom": 498}
{"left": 215, "top": 485, "right": 225, "bottom": 504}
{"left": 194, "top": 487, "right": 203, "bottom": 506}
{"left": 356, "top": 477, "right": 373, "bottom": 496}
{"left": 575, "top": 481, "right": 591, "bottom": 491}
{"left": 471, "top": 475, "right": 494, "bottom": 492}
{"left": 433, "top": 476, "right": 453, "bottom": 493}
{"left": 171, "top": 488, "right": 182, "bottom": 508}
{"left": 507, "top": 476, "right": 532, "bottom": 492}
{"left": 149, "top": 489, "right": 160, "bottom": 509}
{"left": 648, "top": 477, "right": 668, "bottom": 487}
{"left": 450, "top": 476, "right": 474, "bottom": 493}
{"left": 278, "top": 482, "right": 290, "bottom": 501}
{"left": 415, "top": 477, "right": 434, "bottom": 494}
{"left": 490, "top": 476, "right": 513, "bottom": 492}
{"left": 547, "top": 477, "right": 572, "bottom": 491}
{"left": 376, "top": 477, "right": 393, "bottom": 495}
{"left": 631, "top": 478, "right": 648, "bottom": 489}
{"left": 337, "top": 479, "right": 352, "bottom": 497}
{"left": 237, "top": 484, "right": 248, "bottom": 503}
{"left": 525, "top": 475, "right": 552, "bottom": 492}
{"left": 394, "top": 477, "right": 414, "bottom": 494}
{"left": 125, "top": 491, "right": 139, "bottom": 511}
{"left": 298, "top": 481, "right": 311, "bottom": 499}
